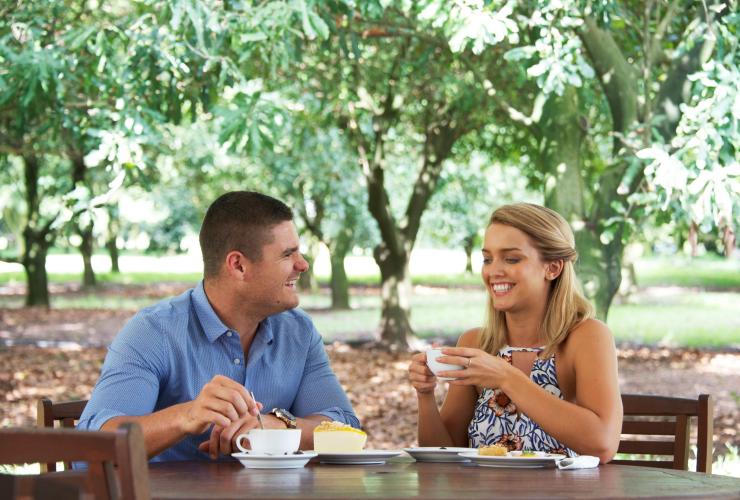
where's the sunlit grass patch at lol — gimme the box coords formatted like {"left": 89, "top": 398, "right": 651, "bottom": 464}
{"left": 608, "top": 292, "right": 740, "bottom": 348}
{"left": 636, "top": 256, "right": 740, "bottom": 289}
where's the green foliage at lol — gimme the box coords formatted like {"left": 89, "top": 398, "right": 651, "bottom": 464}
{"left": 419, "top": 153, "right": 539, "bottom": 252}
{"left": 635, "top": 10, "right": 740, "bottom": 233}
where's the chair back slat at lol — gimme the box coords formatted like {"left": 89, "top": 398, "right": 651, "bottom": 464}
{"left": 37, "top": 398, "right": 89, "bottom": 471}
{"left": 697, "top": 394, "right": 714, "bottom": 473}
{"left": 618, "top": 440, "right": 675, "bottom": 455}
{"left": 87, "top": 461, "right": 115, "bottom": 500}
{"left": 621, "top": 420, "right": 677, "bottom": 435}
{"left": 115, "top": 421, "right": 151, "bottom": 500}
{"left": 673, "top": 414, "right": 690, "bottom": 470}
{"left": 1, "top": 430, "right": 118, "bottom": 464}
{"left": 619, "top": 393, "right": 713, "bottom": 473}
{"left": 622, "top": 394, "right": 702, "bottom": 415}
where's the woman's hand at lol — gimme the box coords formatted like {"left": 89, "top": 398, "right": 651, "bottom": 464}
{"left": 437, "top": 347, "right": 516, "bottom": 390}
{"left": 408, "top": 352, "right": 437, "bottom": 394}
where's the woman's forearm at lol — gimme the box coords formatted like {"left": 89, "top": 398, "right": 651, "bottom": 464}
{"left": 416, "top": 392, "right": 458, "bottom": 447}
{"left": 501, "top": 372, "right": 620, "bottom": 462}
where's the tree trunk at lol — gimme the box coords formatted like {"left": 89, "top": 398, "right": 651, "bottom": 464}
{"left": 541, "top": 87, "right": 585, "bottom": 217}
{"left": 375, "top": 243, "right": 414, "bottom": 346}
{"left": 463, "top": 234, "right": 475, "bottom": 274}
{"left": 21, "top": 155, "right": 54, "bottom": 307}
{"left": 538, "top": 88, "right": 627, "bottom": 319}
{"left": 107, "top": 204, "right": 120, "bottom": 273}
{"left": 107, "top": 236, "right": 120, "bottom": 273}
{"left": 79, "top": 222, "right": 96, "bottom": 287}
{"left": 722, "top": 224, "right": 735, "bottom": 259}
{"left": 329, "top": 230, "right": 352, "bottom": 310}
{"left": 574, "top": 228, "right": 623, "bottom": 319}
{"left": 689, "top": 222, "right": 699, "bottom": 257}
{"left": 572, "top": 14, "right": 713, "bottom": 319}
{"left": 329, "top": 251, "right": 350, "bottom": 310}
{"left": 344, "top": 62, "right": 466, "bottom": 347}
{"left": 537, "top": 88, "right": 620, "bottom": 318}
{"left": 298, "top": 240, "right": 319, "bottom": 292}
{"left": 68, "top": 152, "right": 96, "bottom": 287}
{"left": 22, "top": 228, "right": 52, "bottom": 307}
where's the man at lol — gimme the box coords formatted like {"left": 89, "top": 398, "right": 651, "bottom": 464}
{"left": 78, "top": 191, "right": 359, "bottom": 461}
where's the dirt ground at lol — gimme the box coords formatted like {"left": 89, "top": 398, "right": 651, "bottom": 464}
{"left": 0, "top": 284, "right": 738, "bottom": 458}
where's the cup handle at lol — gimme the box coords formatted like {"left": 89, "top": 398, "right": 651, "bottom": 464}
{"left": 236, "top": 434, "right": 250, "bottom": 453}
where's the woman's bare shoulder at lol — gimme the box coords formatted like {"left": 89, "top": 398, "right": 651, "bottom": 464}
{"left": 458, "top": 328, "right": 481, "bottom": 347}
{"left": 566, "top": 318, "right": 615, "bottom": 353}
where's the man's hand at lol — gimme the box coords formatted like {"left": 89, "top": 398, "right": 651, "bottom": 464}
{"left": 198, "top": 412, "right": 294, "bottom": 460}
{"left": 178, "top": 375, "right": 258, "bottom": 436}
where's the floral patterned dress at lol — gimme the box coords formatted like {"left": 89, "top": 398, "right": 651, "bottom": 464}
{"left": 467, "top": 345, "right": 576, "bottom": 456}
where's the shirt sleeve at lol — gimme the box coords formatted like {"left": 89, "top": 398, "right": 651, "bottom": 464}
{"left": 290, "top": 322, "right": 361, "bottom": 429}
{"left": 77, "top": 313, "right": 167, "bottom": 431}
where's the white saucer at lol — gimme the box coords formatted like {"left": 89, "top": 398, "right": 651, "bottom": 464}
{"left": 232, "top": 450, "right": 318, "bottom": 469}
{"left": 403, "top": 447, "right": 476, "bottom": 463}
{"left": 458, "top": 451, "right": 565, "bottom": 468}
{"left": 311, "top": 450, "right": 404, "bottom": 465}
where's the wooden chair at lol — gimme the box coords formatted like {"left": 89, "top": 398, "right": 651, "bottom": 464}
{"left": 0, "top": 423, "right": 150, "bottom": 500}
{"left": 614, "top": 393, "right": 713, "bottom": 473}
{"left": 37, "top": 398, "right": 88, "bottom": 471}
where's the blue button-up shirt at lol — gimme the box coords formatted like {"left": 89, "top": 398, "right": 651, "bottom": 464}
{"left": 77, "top": 281, "right": 359, "bottom": 462}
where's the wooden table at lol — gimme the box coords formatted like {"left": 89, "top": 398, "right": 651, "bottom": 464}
{"left": 148, "top": 459, "right": 740, "bottom": 499}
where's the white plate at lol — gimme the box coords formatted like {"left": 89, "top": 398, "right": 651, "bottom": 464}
{"left": 312, "top": 450, "right": 404, "bottom": 465}
{"left": 403, "top": 447, "right": 476, "bottom": 463}
{"left": 459, "top": 451, "right": 566, "bottom": 468}
{"left": 232, "top": 450, "right": 318, "bottom": 469}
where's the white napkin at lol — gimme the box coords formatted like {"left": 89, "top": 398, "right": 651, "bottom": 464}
{"left": 557, "top": 455, "right": 600, "bottom": 469}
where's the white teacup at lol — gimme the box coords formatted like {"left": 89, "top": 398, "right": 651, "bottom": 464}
{"left": 236, "top": 428, "right": 302, "bottom": 455}
{"left": 426, "top": 348, "right": 465, "bottom": 381}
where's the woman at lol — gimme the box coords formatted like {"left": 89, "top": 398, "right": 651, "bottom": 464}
{"left": 408, "top": 203, "right": 622, "bottom": 462}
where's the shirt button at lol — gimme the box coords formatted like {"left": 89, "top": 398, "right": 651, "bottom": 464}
{"left": 234, "top": 358, "right": 241, "bottom": 365}
{"left": 226, "top": 331, "right": 233, "bottom": 337}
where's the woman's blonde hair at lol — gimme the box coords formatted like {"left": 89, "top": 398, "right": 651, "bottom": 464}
{"left": 478, "top": 203, "right": 594, "bottom": 358}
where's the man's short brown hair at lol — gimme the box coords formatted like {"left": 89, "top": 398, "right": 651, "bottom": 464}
{"left": 199, "top": 191, "right": 293, "bottom": 278}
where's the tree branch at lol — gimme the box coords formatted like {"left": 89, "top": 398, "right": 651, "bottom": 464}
{"left": 402, "top": 124, "right": 454, "bottom": 245}
{"left": 652, "top": 9, "right": 716, "bottom": 141}
{"left": 343, "top": 38, "right": 411, "bottom": 259}
{"left": 296, "top": 183, "right": 325, "bottom": 244}
{"left": 578, "top": 17, "right": 639, "bottom": 141}
{"left": 345, "top": 100, "right": 402, "bottom": 258}
{"left": 649, "top": 0, "right": 681, "bottom": 64}
{"left": 0, "top": 254, "right": 21, "bottom": 264}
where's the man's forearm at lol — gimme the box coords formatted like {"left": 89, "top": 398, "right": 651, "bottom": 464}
{"left": 101, "top": 402, "right": 192, "bottom": 458}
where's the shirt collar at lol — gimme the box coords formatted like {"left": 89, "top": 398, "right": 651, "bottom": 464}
{"left": 192, "top": 281, "right": 231, "bottom": 343}
{"left": 191, "top": 281, "right": 276, "bottom": 345}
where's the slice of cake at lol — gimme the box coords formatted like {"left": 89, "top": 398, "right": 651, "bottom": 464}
{"left": 313, "top": 420, "right": 367, "bottom": 452}
{"left": 479, "top": 444, "right": 508, "bottom": 456}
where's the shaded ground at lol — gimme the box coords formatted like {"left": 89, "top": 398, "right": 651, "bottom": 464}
{"left": 0, "top": 283, "right": 738, "bottom": 459}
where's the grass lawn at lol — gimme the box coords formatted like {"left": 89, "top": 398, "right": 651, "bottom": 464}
{"left": 1, "top": 255, "right": 738, "bottom": 348}
{"left": 609, "top": 291, "right": 740, "bottom": 348}
{"left": 634, "top": 255, "right": 740, "bottom": 289}
{"left": 304, "top": 288, "right": 740, "bottom": 348}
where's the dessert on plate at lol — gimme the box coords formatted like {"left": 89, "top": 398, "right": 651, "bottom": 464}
{"left": 478, "top": 444, "right": 508, "bottom": 456}
{"left": 313, "top": 420, "right": 368, "bottom": 453}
